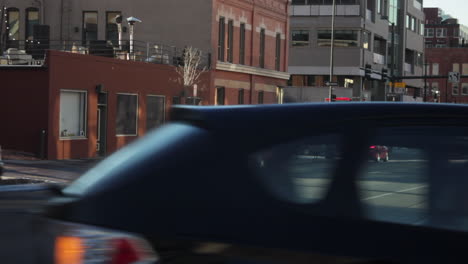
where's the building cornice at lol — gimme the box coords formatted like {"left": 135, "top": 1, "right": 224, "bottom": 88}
{"left": 216, "top": 61, "right": 290, "bottom": 80}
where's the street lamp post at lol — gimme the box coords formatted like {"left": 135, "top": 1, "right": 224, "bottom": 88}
{"left": 328, "top": 0, "right": 336, "bottom": 102}
{"left": 126, "top": 16, "right": 142, "bottom": 58}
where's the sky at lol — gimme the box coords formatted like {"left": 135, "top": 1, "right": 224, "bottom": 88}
{"left": 424, "top": 0, "right": 468, "bottom": 26}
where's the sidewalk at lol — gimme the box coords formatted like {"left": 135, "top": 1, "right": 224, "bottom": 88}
{"left": 1, "top": 150, "right": 102, "bottom": 183}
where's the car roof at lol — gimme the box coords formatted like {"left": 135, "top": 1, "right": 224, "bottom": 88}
{"left": 171, "top": 103, "right": 468, "bottom": 131}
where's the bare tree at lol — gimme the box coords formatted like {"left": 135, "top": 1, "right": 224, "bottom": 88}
{"left": 176, "top": 46, "right": 208, "bottom": 88}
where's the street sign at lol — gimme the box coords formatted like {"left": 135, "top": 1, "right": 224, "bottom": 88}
{"left": 389, "top": 82, "right": 406, "bottom": 88}
{"left": 325, "top": 82, "right": 338, "bottom": 86}
{"left": 449, "top": 72, "right": 460, "bottom": 83}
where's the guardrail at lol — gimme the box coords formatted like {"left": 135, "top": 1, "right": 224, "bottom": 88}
{"left": 0, "top": 40, "right": 211, "bottom": 69}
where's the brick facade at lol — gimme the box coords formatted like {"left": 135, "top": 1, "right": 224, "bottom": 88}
{"left": 426, "top": 48, "right": 468, "bottom": 103}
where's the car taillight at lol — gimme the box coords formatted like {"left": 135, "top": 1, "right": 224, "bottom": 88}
{"left": 369, "top": 146, "right": 376, "bottom": 149}
{"left": 54, "top": 223, "right": 159, "bottom": 264}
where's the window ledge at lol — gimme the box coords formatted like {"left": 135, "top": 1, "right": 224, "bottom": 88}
{"left": 216, "top": 62, "right": 290, "bottom": 80}
{"left": 60, "top": 137, "right": 87, "bottom": 141}
{"left": 116, "top": 134, "right": 138, "bottom": 137}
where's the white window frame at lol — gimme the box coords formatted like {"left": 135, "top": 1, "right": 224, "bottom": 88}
{"left": 462, "top": 83, "right": 468, "bottom": 95}
{"left": 453, "top": 83, "right": 459, "bottom": 95}
{"left": 425, "top": 28, "right": 434, "bottom": 37}
{"left": 116, "top": 93, "right": 139, "bottom": 137}
{"left": 59, "top": 89, "right": 88, "bottom": 140}
{"left": 146, "top": 95, "right": 166, "bottom": 129}
{"left": 436, "top": 28, "right": 447, "bottom": 38}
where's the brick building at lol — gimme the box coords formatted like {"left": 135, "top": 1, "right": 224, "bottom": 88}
{"left": 0, "top": 0, "right": 290, "bottom": 106}
{"left": 0, "top": 51, "right": 204, "bottom": 160}
{"left": 425, "top": 48, "right": 468, "bottom": 104}
{"left": 424, "top": 8, "right": 468, "bottom": 48}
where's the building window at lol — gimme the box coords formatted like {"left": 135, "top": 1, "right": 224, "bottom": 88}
{"left": 374, "top": 36, "right": 386, "bottom": 55}
{"left": 432, "top": 63, "right": 439, "bottom": 76}
{"left": 425, "top": 28, "right": 434, "bottom": 37}
{"left": 116, "top": 94, "right": 138, "bottom": 136}
{"left": 453, "top": 63, "right": 460, "bottom": 72}
{"left": 462, "top": 83, "right": 468, "bottom": 95}
{"left": 292, "top": 30, "right": 309, "bottom": 46}
{"left": 318, "top": 30, "right": 359, "bottom": 47}
{"left": 240, "top": 23, "right": 246, "bottom": 65}
{"left": 411, "top": 17, "right": 416, "bottom": 32}
{"left": 453, "top": 84, "right": 459, "bottom": 95}
{"left": 25, "top": 8, "right": 39, "bottom": 41}
{"left": 216, "top": 87, "right": 225, "bottom": 105}
{"left": 6, "top": 8, "right": 20, "bottom": 48}
{"left": 60, "top": 90, "right": 87, "bottom": 138}
{"left": 227, "top": 20, "right": 234, "bottom": 63}
{"left": 83, "top": 11, "right": 98, "bottom": 43}
{"left": 238, "top": 89, "right": 245, "bottom": 104}
{"left": 362, "top": 31, "right": 371, "bottom": 50}
{"left": 146, "top": 95, "right": 165, "bottom": 130}
{"left": 420, "top": 22, "right": 424, "bottom": 36}
{"left": 172, "top": 96, "right": 181, "bottom": 105}
{"left": 275, "top": 33, "right": 281, "bottom": 71}
{"left": 218, "top": 17, "right": 226, "bottom": 62}
{"left": 258, "top": 91, "right": 264, "bottom": 104}
{"left": 106, "top": 12, "right": 121, "bottom": 46}
{"left": 260, "top": 28, "right": 265, "bottom": 68}
{"left": 436, "top": 28, "right": 447, "bottom": 38}
{"left": 406, "top": 14, "right": 410, "bottom": 29}
{"left": 462, "top": 63, "right": 468, "bottom": 75}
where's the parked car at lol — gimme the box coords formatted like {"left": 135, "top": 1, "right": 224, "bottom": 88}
{"left": 369, "top": 145, "right": 389, "bottom": 162}
{"left": 2, "top": 103, "right": 468, "bottom": 263}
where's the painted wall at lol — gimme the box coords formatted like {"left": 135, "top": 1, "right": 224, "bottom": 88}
{"left": 0, "top": 67, "right": 49, "bottom": 156}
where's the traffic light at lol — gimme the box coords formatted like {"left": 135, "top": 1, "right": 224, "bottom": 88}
{"left": 382, "top": 68, "right": 389, "bottom": 81}
{"left": 365, "top": 64, "right": 372, "bottom": 79}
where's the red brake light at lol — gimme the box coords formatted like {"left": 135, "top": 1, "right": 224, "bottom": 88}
{"left": 370, "top": 146, "right": 376, "bottom": 149}
{"left": 111, "top": 239, "right": 140, "bottom": 264}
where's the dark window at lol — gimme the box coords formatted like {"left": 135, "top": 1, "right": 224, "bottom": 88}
{"left": 318, "top": 30, "right": 359, "bottom": 47}
{"left": 292, "top": 30, "right": 309, "bottom": 46}
{"left": 25, "top": 8, "right": 39, "bottom": 41}
{"left": 260, "top": 28, "right": 265, "bottom": 68}
{"left": 172, "top": 96, "right": 181, "bottom": 105}
{"left": 6, "top": 8, "right": 19, "bottom": 49}
{"left": 116, "top": 94, "right": 138, "bottom": 135}
{"left": 216, "top": 87, "right": 225, "bottom": 105}
{"left": 106, "top": 12, "right": 121, "bottom": 46}
{"left": 146, "top": 96, "right": 165, "bottom": 130}
{"left": 307, "top": 75, "right": 316, "bottom": 86}
{"left": 83, "top": 11, "right": 98, "bottom": 43}
{"left": 240, "top": 23, "right": 246, "bottom": 64}
{"left": 238, "top": 89, "right": 245, "bottom": 104}
{"left": 275, "top": 33, "right": 281, "bottom": 71}
{"left": 258, "top": 91, "right": 264, "bottom": 104}
{"left": 227, "top": 20, "right": 234, "bottom": 63}
{"left": 218, "top": 17, "right": 225, "bottom": 62}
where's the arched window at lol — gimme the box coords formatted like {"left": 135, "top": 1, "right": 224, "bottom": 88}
{"left": 25, "top": 7, "right": 40, "bottom": 41}
{"left": 6, "top": 7, "right": 20, "bottom": 49}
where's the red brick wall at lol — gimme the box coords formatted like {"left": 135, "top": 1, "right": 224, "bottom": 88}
{"left": 0, "top": 68, "right": 49, "bottom": 156}
{"left": 426, "top": 48, "right": 468, "bottom": 103}
{"left": 47, "top": 51, "right": 195, "bottom": 159}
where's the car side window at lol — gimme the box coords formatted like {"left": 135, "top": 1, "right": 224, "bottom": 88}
{"left": 250, "top": 134, "right": 342, "bottom": 204}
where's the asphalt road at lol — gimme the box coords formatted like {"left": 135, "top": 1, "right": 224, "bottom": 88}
{"left": 289, "top": 152, "right": 428, "bottom": 226}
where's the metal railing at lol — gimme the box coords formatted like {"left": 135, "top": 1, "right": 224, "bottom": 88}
{"left": 0, "top": 40, "right": 211, "bottom": 68}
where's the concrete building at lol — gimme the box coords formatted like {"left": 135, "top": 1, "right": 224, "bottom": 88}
{"left": 424, "top": 8, "right": 468, "bottom": 48}
{"left": 0, "top": 0, "right": 290, "bottom": 106}
{"left": 287, "top": 0, "right": 424, "bottom": 102}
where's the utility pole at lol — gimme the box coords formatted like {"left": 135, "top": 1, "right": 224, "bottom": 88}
{"left": 390, "top": 23, "right": 395, "bottom": 96}
{"left": 328, "top": 0, "right": 336, "bottom": 102}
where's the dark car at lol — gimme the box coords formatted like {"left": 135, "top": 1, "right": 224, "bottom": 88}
{"left": 3, "top": 103, "right": 468, "bottom": 263}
